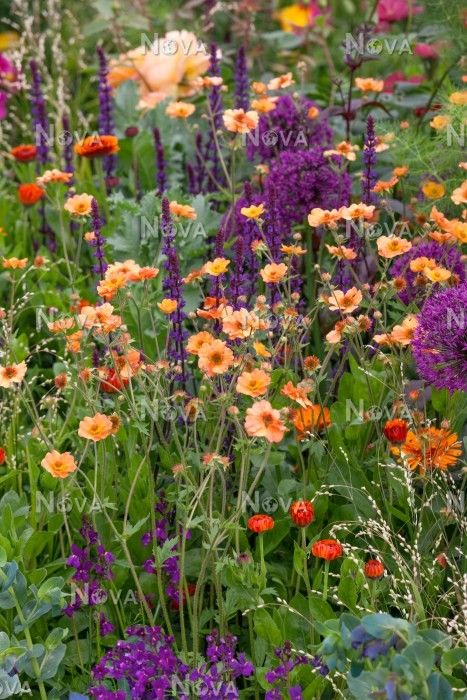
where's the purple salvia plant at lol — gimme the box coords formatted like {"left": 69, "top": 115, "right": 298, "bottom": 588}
{"left": 204, "top": 43, "right": 224, "bottom": 193}
{"left": 153, "top": 127, "right": 167, "bottom": 195}
{"left": 362, "top": 115, "right": 378, "bottom": 205}
{"left": 89, "top": 198, "right": 108, "bottom": 280}
{"left": 96, "top": 45, "right": 116, "bottom": 183}
{"left": 234, "top": 45, "right": 249, "bottom": 110}
{"left": 29, "top": 59, "right": 49, "bottom": 167}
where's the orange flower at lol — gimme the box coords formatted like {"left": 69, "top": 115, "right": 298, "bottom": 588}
{"left": 78, "top": 413, "right": 114, "bottom": 442}
{"left": 247, "top": 514, "right": 274, "bottom": 533}
{"left": 2, "top": 257, "right": 28, "bottom": 269}
{"left": 186, "top": 331, "right": 215, "bottom": 355}
{"left": 41, "top": 450, "right": 77, "bottom": 478}
{"left": 74, "top": 135, "right": 119, "bottom": 158}
{"left": 132, "top": 266, "right": 159, "bottom": 281}
{"left": 448, "top": 220, "right": 467, "bottom": 244}
{"left": 64, "top": 193, "right": 94, "bottom": 216}
{"left": 165, "top": 101, "right": 195, "bottom": 118}
{"left": 325, "top": 287, "right": 363, "bottom": 314}
{"left": 240, "top": 203, "right": 265, "bottom": 219}
{"left": 37, "top": 169, "right": 73, "bottom": 185}
{"left": 324, "top": 141, "right": 359, "bottom": 161}
{"left": 260, "top": 262, "right": 288, "bottom": 284}
{"left": 311, "top": 539, "right": 343, "bottom": 560}
{"left": 169, "top": 201, "right": 197, "bottom": 218}
{"left": 410, "top": 256, "right": 436, "bottom": 273}
{"left": 397, "top": 427, "right": 461, "bottom": 474}
{"left": 422, "top": 181, "right": 445, "bottom": 200}
{"left": 372, "top": 177, "right": 399, "bottom": 193}
{"left": 449, "top": 91, "right": 467, "bottom": 105}
{"left": 223, "top": 109, "right": 259, "bottom": 133}
{"left": 251, "top": 97, "right": 278, "bottom": 113}
{"left": 340, "top": 203, "right": 375, "bottom": 220}
{"left": 236, "top": 369, "right": 271, "bottom": 397}
{"left": 18, "top": 183, "right": 45, "bottom": 206}
{"left": 204, "top": 258, "right": 230, "bottom": 276}
{"left": 354, "top": 77, "right": 384, "bottom": 92}
{"left": 222, "top": 307, "right": 265, "bottom": 340}
{"left": 364, "top": 559, "right": 385, "bottom": 579}
{"left": 281, "top": 380, "right": 313, "bottom": 408}
{"left": 251, "top": 81, "right": 267, "bottom": 94}
{"left": 383, "top": 419, "right": 409, "bottom": 443}
{"left": 307, "top": 106, "right": 319, "bottom": 119}
{"left": 281, "top": 244, "right": 306, "bottom": 256}
{"left": 391, "top": 315, "right": 418, "bottom": 345}
{"left": 325, "top": 244, "right": 357, "bottom": 260}
{"left": 0, "top": 361, "right": 27, "bottom": 388}
{"left": 267, "top": 72, "right": 294, "bottom": 90}
{"left": 11, "top": 144, "right": 37, "bottom": 161}
{"left": 289, "top": 500, "right": 314, "bottom": 527}
{"left": 158, "top": 299, "right": 178, "bottom": 314}
{"left": 253, "top": 341, "right": 271, "bottom": 358}
{"left": 430, "top": 115, "right": 450, "bottom": 130}
{"left": 293, "top": 404, "right": 331, "bottom": 439}
{"left": 198, "top": 339, "right": 234, "bottom": 377}
{"left": 424, "top": 266, "right": 451, "bottom": 283}
{"left": 307, "top": 208, "right": 342, "bottom": 228}
{"left": 65, "top": 330, "right": 83, "bottom": 353}
{"left": 392, "top": 166, "right": 409, "bottom": 178}
{"left": 451, "top": 180, "right": 467, "bottom": 205}
{"left": 377, "top": 235, "right": 412, "bottom": 258}
{"left": 244, "top": 400, "right": 286, "bottom": 443}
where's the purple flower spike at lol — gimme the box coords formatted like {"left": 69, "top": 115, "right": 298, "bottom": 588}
{"left": 153, "top": 127, "right": 167, "bottom": 195}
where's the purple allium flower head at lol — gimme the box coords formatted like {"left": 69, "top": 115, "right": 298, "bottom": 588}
{"left": 88, "top": 198, "right": 108, "bottom": 280}
{"left": 412, "top": 282, "right": 467, "bottom": 393}
{"left": 389, "top": 240, "right": 465, "bottom": 305}
{"left": 247, "top": 94, "right": 332, "bottom": 161}
{"left": 362, "top": 115, "right": 378, "bottom": 205}
{"left": 29, "top": 60, "right": 49, "bottom": 167}
{"left": 153, "top": 127, "right": 167, "bottom": 195}
{"left": 234, "top": 45, "right": 249, "bottom": 110}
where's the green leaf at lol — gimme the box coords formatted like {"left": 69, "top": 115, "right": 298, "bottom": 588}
{"left": 403, "top": 640, "right": 434, "bottom": 677}
{"left": 254, "top": 608, "right": 282, "bottom": 646}
{"left": 307, "top": 595, "right": 335, "bottom": 623}
{"left": 441, "top": 647, "right": 467, "bottom": 674}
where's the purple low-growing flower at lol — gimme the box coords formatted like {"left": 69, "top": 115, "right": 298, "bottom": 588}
{"left": 412, "top": 282, "right": 467, "bottom": 393}
{"left": 264, "top": 641, "right": 328, "bottom": 699}
{"left": 389, "top": 240, "right": 465, "bottom": 306}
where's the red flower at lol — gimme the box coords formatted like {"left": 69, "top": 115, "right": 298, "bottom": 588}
{"left": 436, "top": 553, "right": 447, "bottom": 568}
{"left": 290, "top": 500, "right": 314, "bottom": 527}
{"left": 247, "top": 514, "right": 275, "bottom": 534}
{"left": 364, "top": 559, "right": 385, "bottom": 579}
{"left": 100, "top": 369, "right": 129, "bottom": 394}
{"left": 383, "top": 418, "right": 408, "bottom": 443}
{"left": 11, "top": 144, "right": 37, "bottom": 162}
{"left": 18, "top": 183, "right": 45, "bottom": 206}
{"left": 311, "top": 539, "right": 343, "bottom": 561}
{"left": 0, "top": 448, "right": 6, "bottom": 465}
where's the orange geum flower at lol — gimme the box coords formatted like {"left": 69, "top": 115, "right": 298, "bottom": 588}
{"left": 131, "top": 266, "right": 159, "bottom": 281}
{"left": 392, "top": 166, "right": 409, "bottom": 178}
{"left": 74, "top": 134, "right": 119, "bottom": 158}
{"left": 422, "top": 181, "right": 445, "bottom": 200}
{"left": 451, "top": 180, "right": 467, "bottom": 205}
{"left": 236, "top": 368, "right": 271, "bottom": 397}
{"left": 267, "top": 72, "right": 294, "bottom": 90}
{"left": 253, "top": 341, "right": 271, "bottom": 358}
{"left": 307, "top": 208, "right": 342, "bottom": 228}
{"left": 424, "top": 266, "right": 451, "bottom": 283}
{"left": 41, "top": 450, "right": 77, "bottom": 478}
{"left": 397, "top": 427, "right": 461, "bottom": 474}
{"left": 354, "top": 77, "right": 384, "bottom": 92}
{"left": 340, "top": 203, "right": 375, "bottom": 220}
{"left": 372, "top": 177, "right": 399, "bottom": 193}
{"left": 186, "top": 331, "right": 215, "bottom": 355}
{"left": 198, "top": 339, "right": 234, "bottom": 377}
{"left": 78, "top": 413, "right": 114, "bottom": 442}
{"left": 165, "top": 101, "right": 195, "bottom": 118}
{"left": 65, "top": 330, "right": 83, "bottom": 353}
{"left": 430, "top": 114, "right": 451, "bottom": 130}
{"left": 240, "top": 203, "right": 265, "bottom": 219}
{"left": 307, "top": 106, "right": 319, "bottom": 119}
{"left": 244, "top": 400, "right": 287, "bottom": 443}
{"left": 37, "top": 169, "right": 73, "bottom": 185}
{"left": 326, "top": 287, "right": 363, "bottom": 314}
{"left": 64, "top": 193, "right": 94, "bottom": 216}
{"left": 0, "top": 361, "right": 27, "bottom": 388}
{"left": 377, "top": 235, "right": 412, "bottom": 258}
{"left": 448, "top": 220, "right": 467, "bottom": 244}
{"left": 324, "top": 141, "right": 359, "bottom": 161}
{"left": 391, "top": 314, "right": 418, "bottom": 345}
{"left": 252, "top": 81, "right": 267, "bottom": 94}
{"left": 222, "top": 307, "right": 265, "bottom": 340}
{"left": 251, "top": 97, "right": 278, "bottom": 113}
{"left": 97, "top": 272, "right": 128, "bottom": 300}
{"left": 204, "top": 258, "right": 230, "bottom": 276}
{"left": 223, "top": 108, "right": 258, "bottom": 133}
{"left": 169, "top": 201, "right": 197, "bottom": 219}
{"left": 281, "top": 380, "right": 313, "bottom": 408}
{"left": 326, "top": 318, "right": 353, "bottom": 344}
{"left": 281, "top": 243, "right": 306, "bottom": 256}
{"left": 449, "top": 91, "right": 467, "bottom": 105}
{"left": 293, "top": 404, "right": 331, "bottom": 439}
{"left": 325, "top": 244, "right": 357, "bottom": 260}
{"left": 158, "top": 299, "right": 178, "bottom": 314}
{"left": 48, "top": 317, "right": 74, "bottom": 333}
{"left": 410, "top": 257, "right": 436, "bottom": 273}
{"left": 260, "top": 262, "right": 288, "bottom": 284}
{"left": 2, "top": 257, "right": 28, "bottom": 269}
{"left": 183, "top": 267, "right": 205, "bottom": 284}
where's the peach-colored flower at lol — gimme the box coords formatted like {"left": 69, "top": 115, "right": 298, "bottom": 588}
{"left": 158, "top": 299, "right": 178, "bottom": 314}
{"left": 340, "top": 203, "right": 375, "bottom": 220}
{"left": 307, "top": 106, "right": 319, "bottom": 119}
{"left": 236, "top": 369, "right": 271, "bottom": 397}
{"left": 326, "top": 318, "right": 353, "bottom": 344}
{"left": 253, "top": 341, "right": 271, "bottom": 358}
{"left": 251, "top": 97, "right": 278, "bottom": 113}
{"left": 2, "top": 257, "right": 28, "bottom": 269}
{"left": 260, "top": 262, "right": 288, "bottom": 284}
{"left": 324, "top": 141, "right": 359, "bottom": 161}
{"left": 65, "top": 330, "right": 83, "bottom": 353}
{"left": 222, "top": 307, "right": 265, "bottom": 340}
{"left": 0, "top": 361, "right": 27, "bottom": 388}
{"left": 325, "top": 287, "right": 363, "bottom": 314}
{"left": 204, "top": 258, "right": 230, "bottom": 276}
{"left": 244, "top": 400, "right": 286, "bottom": 443}
{"left": 393, "top": 166, "right": 409, "bottom": 178}
{"left": 267, "top": 72, "right": 294, "bottom": 90}
{"left": 430, "top": 115, "right": 451, "bottom": 130}
{"left": 391, "top": 315, "right": 418, "bottom": 345}
{"left": 451, "top": 180, "right": 467, "bottom": 205}
{"left": 424, "top": 266, "right": 451, "bottom": 283}
{"left": 307, "top": 208, "right": 342, "bottom": 227}
{"left": 449, "top": 91, "right": 467, "bottom": 106}
{"left": 325, "top": 244, "right": 357, "bottom": 260}
{"left": 373, "top": 332, "right": 396, "bottom": 346}
{"left": 409, "top": 257, "right": 436, "bottom": 273}
{"left": 355, "top": 77, "right": 384, "bottom": 92}
{"left": 186, "top": 331, "right": 215, "bottom": 355}
{"left": 448, "top": 220, "right": 467, "bottom": 244}
{"left": 64, "top": 193, "right": 94, "bottom": 216}
{"left": 240, "top": 203, "right": 265, "bottom": 219}
{"left": 183, "top": 267, "right": 205, "bottom": 284}
{"left": 281, "top": 380, "right": 313, "bottom": 408}
{"left": 165, "top": 101, "right": 195, "bottom": 118}
{"left": 281, "top": 244, "right": 306, "bottom": 256}
{"left": 48, "top": 318, "right": 74, "bottom": 334}
{"left": 377, "top": 235, "right": 412, "bottom": 258}
{"left": 78, "top": 413, "right": 114, "bottom": 441}
{"left": 198, "top": 339, "right": 234, "bottom": 376}
{"left": 131, "top": 266, "right": 159, "bottom": 281}
{"left": 422, "top": 181, "right": 445, "bottom": 200}
{"left": 37, "top": 169, "right": 73, "bottom": 185}
{"left": 372, "top": 177, "right": 399, "bottom": 193}
{"left": 252, "top": 81, "right": 267, "bottom": 94}
{"left": 41, "top": 450, "right": 77, "bottom": 478}
{"left": 169, "top": 201, "right": 197, "bottom": 218}
{"left": 223, "top": 109, "right": 258, "bottom": 133}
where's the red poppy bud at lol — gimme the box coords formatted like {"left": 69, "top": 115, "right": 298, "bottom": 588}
{"left": 247, "top": 514, "right": 275, "bottom": 534}
{"left": 383, "top": 418, "right": 409, "bottom": 443}
{"left": 290, "top": 500, "right": 314, "bottom": 527}
{"left": 311, "top": 539, "right": 343, "bottom": 561}
{"left": 364, "top": 559, "right": 385, "bottom": 579}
